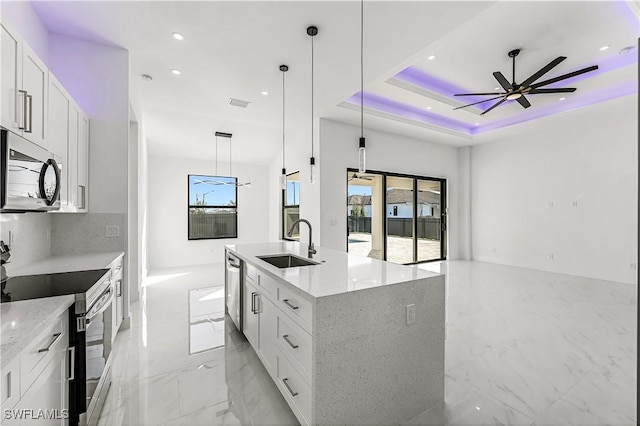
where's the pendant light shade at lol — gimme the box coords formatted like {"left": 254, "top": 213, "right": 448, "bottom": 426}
{"left": 280, "top": 64, "right": 289, "bottom": 190}
{"left": 308, "top": 26, "right": 318, "bottom": 184}
{"left": 357, "top": 0, "right": 366, "bottom": 173}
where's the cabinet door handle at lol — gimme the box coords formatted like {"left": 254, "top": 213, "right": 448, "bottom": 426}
{"left": 18, "top": 90, "right": 27, "bottom": 130}
{"left": 6, "top": 371, "right": 11, "bottom": 399}
{"left": 25, "top": 94, "right": 33, "bottom": 133}
{"left": 79, "top": 185, "right": 86, "bottom": 209}
{"left": 282, "top": 299, "right": 299, "bottom": 310}
{"left": 282, "top": 334, "right": 299, "bottom": 349}
{"left": 38, "top": 332, "right": 62, "bottom": 353}
{"left": 116, "top": 279, "right": 122, "bottom": 297}
{"left": 282, "top": 378, "right": 298, "bottom": 397}
{"left": 68, "top": 347, "right": 75, "bottom": 381}
{"left": 251, "top": 292, "right": 257, "bottom": 314}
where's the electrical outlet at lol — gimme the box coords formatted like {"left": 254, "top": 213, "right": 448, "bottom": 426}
{"left": 548, "top": 201, "right": 554, "bottom": 208}
{"left": 492, "top": 247, "right": 497, "bottom": 253}
{"left": 106, "top": 225, "right": 120, "bottom": 238}
{"left": 406, "top": 304, "right": 416, "bottom": 325}
{"left": 629, "top": 262, "right": 637, "bottom": 270}
{"left": 572, "top": 200, "right": 578, "bottom": 207}
{"left": 549, "top": 253, "right": 554, "bottom": 260}
{"left": 8, "top": 231, "right": 14, "bottom": 245}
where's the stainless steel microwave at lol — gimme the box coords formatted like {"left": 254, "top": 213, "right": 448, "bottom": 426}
{"left": 1, "top": 129, "right": 61, "bottom": 212}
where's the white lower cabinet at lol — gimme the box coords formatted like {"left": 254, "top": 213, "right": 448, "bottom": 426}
{"left": 243, "top": 270, "right": 313, "bottom": 425}
{"left": 1, "top": 310, "right": 70, "bottom": 426}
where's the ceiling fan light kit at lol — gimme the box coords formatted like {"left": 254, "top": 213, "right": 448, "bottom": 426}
{"left": 454, "top": 48, "right": 598, "bottom": 115}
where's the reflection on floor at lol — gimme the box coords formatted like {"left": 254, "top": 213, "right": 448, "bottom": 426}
{"left": 97, "top": 264, "right": 298, "bottom": 426}
{"left": 99, "top": 261, "right": 636, "bottom": 426}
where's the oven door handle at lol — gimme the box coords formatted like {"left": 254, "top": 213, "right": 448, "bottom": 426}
{"left": 86, "top": 286, "right": 113, "bottom": 322}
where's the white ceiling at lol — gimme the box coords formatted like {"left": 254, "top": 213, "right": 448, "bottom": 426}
{"left": 31, "top": 1, "right": 638, "bottom": 164}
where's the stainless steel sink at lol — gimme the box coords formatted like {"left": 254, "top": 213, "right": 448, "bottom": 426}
{"left": 257, "top": 254, "right": 320, "bottom": 269}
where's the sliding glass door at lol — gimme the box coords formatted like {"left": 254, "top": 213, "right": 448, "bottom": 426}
{"left": 347, "top": 169, "right": 446, "bottom": 264}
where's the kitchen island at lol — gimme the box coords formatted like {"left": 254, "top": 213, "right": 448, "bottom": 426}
{"left": 225, "top": 242, "right": 445, "bottom": 425}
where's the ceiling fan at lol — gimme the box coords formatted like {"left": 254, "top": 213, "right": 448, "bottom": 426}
{"left": 348, "top": 173, "right": 374, "bottom": 182}
{"left": 453, "top": 49, "right": 598, "bottom": 115}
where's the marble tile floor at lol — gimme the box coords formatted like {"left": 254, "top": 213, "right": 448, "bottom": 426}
{"left": 98, "top": 261, "right": 636, "bottom": 426}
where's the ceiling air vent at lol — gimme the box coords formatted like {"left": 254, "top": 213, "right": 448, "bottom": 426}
{"left": 228, "top": 98, "right": 251, "bottom": 108}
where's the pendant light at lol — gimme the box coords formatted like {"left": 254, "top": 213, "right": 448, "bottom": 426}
{"left": 211, "top": 132, "right": 250, "bottom": 187}
{"left": 357, "top": 0, "right": 366, "bottom": 173}
{"left": 279, "top": 64, "right": 289, "bottom": 190}
{"left": 307, "top": 26, "right": 318, "bottom": 184}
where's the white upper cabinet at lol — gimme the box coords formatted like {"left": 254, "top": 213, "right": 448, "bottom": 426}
{"left": 0, "top": 22, "right": 23, "bottom": 135}
{"left": 68, "top": 103, "right": 79, "bottom": 209}
{"left": 21, "top": 43, "right": 48, "bottom": 147}
{"left": 48, "top": 75, "right": 70, "bottom": 208}
{"left": 77, "top": 112, "right": 89, "bottom": 212}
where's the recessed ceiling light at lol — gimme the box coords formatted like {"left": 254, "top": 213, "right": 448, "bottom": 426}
{"left": 474, "top": 122, "right": 480, "bottom": 126}
{"left": 426, "top": 106, "right": 432, "bottom": 110}
{"left": 427, "top": 55, "right": 436, "bottom": 60}
{"left": 141, "top": 74, "right": 153, "bottom": 81}
{"left": 172, "top": 32, "right": 184, "bottom": 40}
{"left": 619, "top": 46, "right": 634, "bottom": 55}
{"left": 559, "top": 97, "right": 566, "bottom": 101}
{"left": 494, "top": 87, "right": 501, "bottom": 91}
{"left": 261, "top": 91, "right": 269, "bottom": 96}
{"left": 172, "top": 69, "right": 181, "bottom": 75}
{"left": 599, "top": 45, "right": 609, "bottom": 51}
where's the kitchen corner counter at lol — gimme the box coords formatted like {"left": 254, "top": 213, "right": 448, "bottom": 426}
{"left": 9, "top": 251, "right": 124, "bottom": 277}
{"left": 1, "top": 295, "right": 74, "bottom": 365}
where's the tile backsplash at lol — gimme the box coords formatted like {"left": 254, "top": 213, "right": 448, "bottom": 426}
{"left": 51, "top": 213, "right": 126, "bottom": 255}
{"left": 0, "top": 213, "right": 52, "bottom": 271}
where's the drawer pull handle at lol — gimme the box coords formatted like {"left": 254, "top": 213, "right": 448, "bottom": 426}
{"left": 38, "top": 333, "right": 62, "bottom": 353}
{"left": 282, "top": 299, "right": 299, "bottom": 310}
{"left": 282, "top": 378, "right": 298, "bottom": 397}
{"left": 282, "top": 334, "right": 299, "bottom": 349}
{"left": 68, "top": 347, "right": 75, "bottom": 381}
{"left": 6, "top": 371, "right": 11, "bottom": 399}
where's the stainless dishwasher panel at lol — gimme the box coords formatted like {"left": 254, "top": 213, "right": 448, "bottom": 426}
{"left": 225, "top": 251, "right": 243, "bottom": 331}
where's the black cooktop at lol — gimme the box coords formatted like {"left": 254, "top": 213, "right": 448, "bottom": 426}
{"left": 1, "top": 269, "right": 111, "bottom": 303}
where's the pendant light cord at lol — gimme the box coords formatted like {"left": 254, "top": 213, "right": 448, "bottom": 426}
{"left": 215, "top": 135, "right": 218, "bottom": 176}
{"left": 360, "top": 0, "right": 364, "bottom": 137}
{"left": 282, "top": 69, "right": 286, "bottom": 171}
{"left": 311, "top": 34, "right": 315, "bottom": 158}
{"left": 229, "top": 136, "right": 232, "bottom": 177}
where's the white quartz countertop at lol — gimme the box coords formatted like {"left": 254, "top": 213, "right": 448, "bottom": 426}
{"left": 1, "top": 295, "right": 75, "bottom": 365}
{"left": 9, "top": 251, "right": 124, "bottom": 277}
{"left": 225, "top": 242, "right": 441, "bottom": 298}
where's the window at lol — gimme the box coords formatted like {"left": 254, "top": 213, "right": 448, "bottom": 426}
{"left": 188, "top": 175, "right": 237, "bottom": 240}
{"left": 283, "top": 171, "right": 300, "bottom": 240}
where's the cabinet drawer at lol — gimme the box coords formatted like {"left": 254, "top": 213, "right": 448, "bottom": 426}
{"left": 19, "top": 313, "right": 67, "bottom": 397}
{"left": 277, "top": 353, "right": 312, "bottom": 425}
{"left": 278, "top": 285, "right": 312, "bottom": 333}
{"left": 0, "top": 357, "right": 20, "bottom": 410}
{"left": 257, "top": 272, "right": 278, "bottom": 300}
{"left": 245, "top": 262, "right": 257, "bottom": 283}
{"left": 277, "top": 313, "right": 312, "bottom": 384}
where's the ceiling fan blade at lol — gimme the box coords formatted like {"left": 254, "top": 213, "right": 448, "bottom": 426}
{"left": 516, "top": 95, "right": 531, "bottom": 109}
{"left": 519, "top": 56, "right": 566, "bottom": 88}
{"left": 481, "top": 98, "right": 507, "bottom": 115}
{"left": 453, "top": 95, "right": 505, "bottom": 110}
{"left": 530, "top": 65, "right": 598, "bottom": 89}
{"left": 493, "top": 71, "right": 513, "bottom": 91}
{"left": 454, "top": 92, "right": 506, "bottom": 96}
{"left": 528, "top": 88, "right": 576, "bottom": 94}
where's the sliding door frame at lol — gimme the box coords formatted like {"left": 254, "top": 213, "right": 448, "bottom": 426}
{"left": 346, "top": 168, "right": 447, "bottom": 264}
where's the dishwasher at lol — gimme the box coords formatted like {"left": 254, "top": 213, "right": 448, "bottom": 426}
{"left": 225, "top": 250, "right": 243, "bottom": 331}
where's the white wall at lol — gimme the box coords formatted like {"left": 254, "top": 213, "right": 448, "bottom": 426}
{"left": 318, "top": 119, "right": 464, "bottom": 259}
{"left": 0, "top": 1, "right": 49, "bottom": 62}
{"left": 147, "top": 155, "right": 270, "bottom": 269}
{"left": 471, "top": 95, "right": 637, "bottom": 284}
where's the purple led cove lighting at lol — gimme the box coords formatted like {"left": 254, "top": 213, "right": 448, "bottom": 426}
{"left": 394, "top": 67, "right": 487, "bottom": 108}
{"left": 475, "top": 80, "right": 637, "bottom": 135}
{"left": 541, "top": 49, "right": 637, "bottom": 88}
{"left": 345, "top": 92, "right": 474, "bottom": 134}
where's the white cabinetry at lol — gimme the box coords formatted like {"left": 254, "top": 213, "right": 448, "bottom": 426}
{"left": 110, "top": 255, "right": 124, "bottom": 339}
{"left": 47, "top": 75, "right": 70, "bottom": 207}
{"left": 76, "top": 113, "right": 89, "bottom": 211}
{"left": 0, "top": 22, "right": 22, "bottom": 135}
{"left": 0, "top": 22, "right": 47, "bottom": 146}
{"left": 1, "top": 310, "right": 70, "bottom": 426}
{"left": 20, "top": 43, "right": 48, "bottom": 147}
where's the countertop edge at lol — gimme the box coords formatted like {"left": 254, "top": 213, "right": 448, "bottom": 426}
{"left": 9, "top": 251, "right": 125, "bottom": 277}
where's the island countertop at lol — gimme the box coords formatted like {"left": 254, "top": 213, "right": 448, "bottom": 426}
{"left": 225, "top": 241, "right": 442, "bottom": 299}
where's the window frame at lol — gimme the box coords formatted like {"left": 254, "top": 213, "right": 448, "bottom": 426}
{"left": 282, "top": 171, "right": 300, "bottom": 241}
{"left": 187, "top": 174, "right": 238, "bottom": 240}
